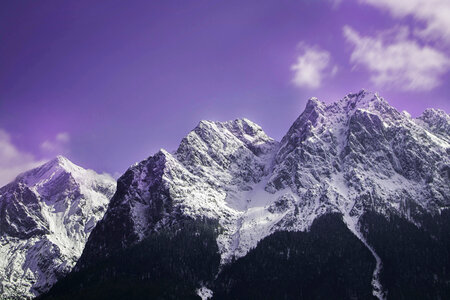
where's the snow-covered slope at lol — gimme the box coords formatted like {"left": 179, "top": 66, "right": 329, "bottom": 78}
{"left": 268, "top": 90, "right": 448, "bottom": 229}
{"left": 77, "top": 90, "right": 449, "bottom": 298}
{"left": 0, "top": 156, "right": 116, "bottom": 299}
{"left": 264, "top": 91, "right": 448, "bottom": 298}
{"left": 78, "top": 118, "right": 278, "bottom": 267}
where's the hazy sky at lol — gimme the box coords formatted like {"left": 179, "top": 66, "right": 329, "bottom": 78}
{"left": 1, "top": 0, "right": 449, "bottom": 184}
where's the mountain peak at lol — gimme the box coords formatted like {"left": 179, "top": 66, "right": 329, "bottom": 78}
{"left": 417, "top": 108, "right": 450, "bottom": 141}
{"left": 196, "top": 118, "right": 264, "bottom": 136}
{"left": 303, "top": 90, "right": 380, "bottom": 116}
{"left": 49, "top": 155, "right": 79, "bottom": 170}
{"left": 226, "top": 118, "right": 263, "bottom": 133}
{"left": 420, "top": 108, "right": 449, "bottom": 120}
{"left": 53, "top": 154, "right": 70, "bottom": 163}
{"left": 33, "top": 155, "right": 78, "bottom": 172}
{"left": 178, "top": 117, "right": 276, "bottom": 159}
{"left": 339, "top": 90, "right": 383, "bottom": 109}
{"left": 305, "top": 96, "right": 324, "bottom": 107}
{"left": 0, "top": 156, "right": 116, "bottom": 299}
{"left": 15, "top": 156, "right": 83, "bottom": 188}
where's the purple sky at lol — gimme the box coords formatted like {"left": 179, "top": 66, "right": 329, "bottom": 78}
{"left": 1, "top": 0, "right": 449, "bottom": 183}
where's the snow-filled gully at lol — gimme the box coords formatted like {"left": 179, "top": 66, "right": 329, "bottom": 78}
{"left": 343, "top": 213, "right": 386, "bottom": 300}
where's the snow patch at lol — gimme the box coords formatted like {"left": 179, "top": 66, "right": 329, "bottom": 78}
{"left": 196, "top": 286, "right": 213, "bottom": 300}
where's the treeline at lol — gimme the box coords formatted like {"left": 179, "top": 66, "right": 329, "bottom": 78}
{"left": 38, "top": 211, "right": 450, "bottom": 299}
{"left": 39, "top": 218, "right": 221, "bottom": 300}
{"left": 360, "top": 210, "right": 450, "bottom": 299}
{"left": 212, "top": 213, "right": 376, "bottom": 299}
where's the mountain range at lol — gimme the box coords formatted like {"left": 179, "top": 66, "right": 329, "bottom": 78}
{"left": 1, "top": 90, "right": 449, "bottom": 299}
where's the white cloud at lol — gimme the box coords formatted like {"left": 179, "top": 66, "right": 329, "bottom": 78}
{"left": 41, "top": 132, "right": 70, "bottom": 155}
{"left": 359, "top": 0, "right": 450, "bottom": 44}
{"left": 343, "top": 26, "right": 450, "bottom": 91}
{"left": 330, "top": 0, "right": 342, "bottom": 9}
{"left": 56, "top": 132, "right": 70, "bottom": 143}
{"left": 331, "top": 65, "right": 339, "bottom": 77}
{"left": 291, "top": 45, "right": 337, "bottom": 89}
{"left": 0, "top": 129, "right": 47, "bottom": 187}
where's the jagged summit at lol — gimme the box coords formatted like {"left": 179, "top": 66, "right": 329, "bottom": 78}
{"left": 304, "top": 89, "right": 380, "bottom": 110}
{"left": 121, "top": 117, "right": 277, "bottom": 183}
{"left": 176, "top": 117, "right": 277, "bottom": 167}
{"left": 189, "top": 118, "right": 274, "bottom": 147}
{"left": 328, "top": 90, "right": 391, "bottom": 115}
{"left": 417, "top": 108, "right": 450, "bottom": 142}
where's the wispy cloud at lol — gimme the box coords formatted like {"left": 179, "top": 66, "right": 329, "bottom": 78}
{"left": 0, "top": 129, "right": 47, "bottom": 187}
{"left": 291, "top": 45, "right": 337, "bottom": 89}
{"left": 40, "top": 132, "right": 71, "bottom": 155}
{"left": 329, "top": 0, "right": 342, "bottom": 9}
{"left": 343, "top": 26, "right": 450, "bottom": 91}
{"left": 359, "top": 0, "right": 450, "bottom": 44}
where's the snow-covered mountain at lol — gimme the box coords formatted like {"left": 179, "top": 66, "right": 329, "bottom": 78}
{"left": 0, "top": 156, "right": 116, "bottom": 299}
{"left": 0, "top": 90, "right": 446, "bottom": 300}
{"left": 77, "top": 118, "right": 279, "bottom": 267}
{"left": 68, "top": 90, "right": 449, "bottom": 299}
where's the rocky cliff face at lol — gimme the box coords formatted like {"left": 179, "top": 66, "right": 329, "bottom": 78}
{"left": 0, "top": 156, "right": 116, "bottom": 299}
{"left": 46, "top": 90, "right": 449, "bottom": 299}
{"left": 81, "top": 91, "right": 448, "bottom": 263}
{"left": 77, "top": 118, "right": 278, "bottom": 268}
{"left": 268, "top": 90, "right": 448, "bottom": 230}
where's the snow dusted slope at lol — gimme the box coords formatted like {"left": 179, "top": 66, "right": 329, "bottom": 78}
{"left": 0, "top": 156, "right": 116, "bottom": 299}
{"left": 268, "top": 90, "right": 449, "bottom": 229}
{"left": 76, "top": 90, "right": 449, "bottom": 298}
{"left": 78, "top": 118, "right": 279, "bottom": 267}
{"left": 264, "top": 90, "right": 449, "bottom": 298}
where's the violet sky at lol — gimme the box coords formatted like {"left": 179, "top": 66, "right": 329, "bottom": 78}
{"left": 1, "top": 0, "right": 449, "bottom": 184}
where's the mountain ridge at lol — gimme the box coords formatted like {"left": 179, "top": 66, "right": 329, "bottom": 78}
{"left": 68, "top": 90, "right": 449, "bottom": 300}
{"left": 3, "top": 90, "right": 449, "bottom": 299}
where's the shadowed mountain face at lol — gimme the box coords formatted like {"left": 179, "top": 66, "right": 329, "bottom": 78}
{"left": 7, "top": 90, "right": 450, "bottom": 299}
{"left": 0, "top": 156, "right": 116, "bottom": 299}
